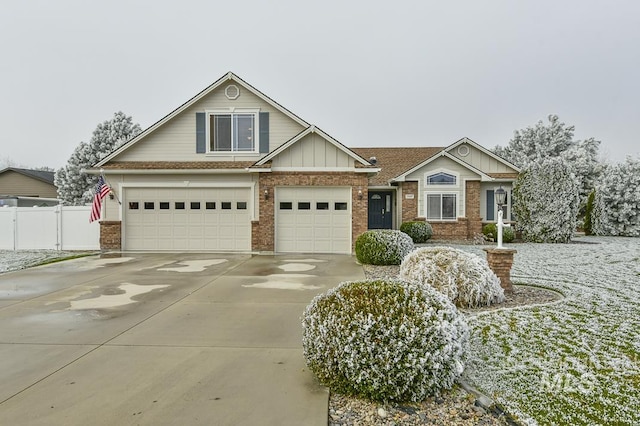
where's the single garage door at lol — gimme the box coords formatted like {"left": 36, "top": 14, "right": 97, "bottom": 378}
{"left": 124, "top": 187, "right": 251, "bottom": 251}
{"left": 276, "top": 187, "right": 351, "bottom": 254}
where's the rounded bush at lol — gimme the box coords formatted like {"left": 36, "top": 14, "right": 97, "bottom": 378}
{"left": 400, "top": 247, "right": 505, "bottom": 308}
{"left": 302, "top": 279, "right": 469, "bottom": 402}
{"left": 482, "top": 223, "right": 515, "bottom": 243}
{"left": 400, "top": 221, "right": 433, "bottom": 243}
{"left": 355, "top": 230, "right": 414, "bottom": 265}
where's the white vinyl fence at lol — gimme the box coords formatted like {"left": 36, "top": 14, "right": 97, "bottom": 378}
{"left": 0, "top": 206, "right": 100, "bottom": 250}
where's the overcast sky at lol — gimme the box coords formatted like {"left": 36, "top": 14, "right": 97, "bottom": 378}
{"left": 1, "top": 0, "right": 638, "bottom": 169}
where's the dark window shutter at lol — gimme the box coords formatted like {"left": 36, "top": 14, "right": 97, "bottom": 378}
{"left": 259, "top": 112, "right": 269, "bottom": 153}
{"left": 486, "top": 190, "right": 494, "bottom": 221}
{"left": 196, "top": 112, "right": 206, "bottom": 153}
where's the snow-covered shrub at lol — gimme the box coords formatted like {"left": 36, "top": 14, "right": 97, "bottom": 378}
{"left": 400, "top": 221, "right": 433, "bottom": 243}
{"left": 355, "top": 230, "right": 414, "bottom": 265}
{"left": 399, "top": 247, "right": 505, "bottom": 308}
{"left": 592, "top": 157, "right": 640, "bottom": 237}
{"left": 482, "top": 223, "right": 515, "bottom": 243}
{"left": 302, "top": 279, "right": 469, "bottom": 402}
{"left": 512, "top": 157, "right": 580, "bottom": 243}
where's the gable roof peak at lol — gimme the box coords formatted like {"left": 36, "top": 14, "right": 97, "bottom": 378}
{"left": 96, "top": 71, "right": 310, "bottom": 167}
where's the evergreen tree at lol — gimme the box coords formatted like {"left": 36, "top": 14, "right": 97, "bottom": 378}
{"left": 512, "top": 157, "right": 581, "bottom": 243}
{"left": 55, "top": 112, "right": 141, "bottom": 205}
{"left": 494, "top": 115, "right": 602, "bottom": 214}
{"left": 592, "top": 157, "right": 640, "bottom": 237}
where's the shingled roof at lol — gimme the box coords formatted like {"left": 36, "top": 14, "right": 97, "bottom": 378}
{"left": 101, "top": 161, "right": 255, "bottom": 170}
{"left": 350, "top": 147, "right": 444, "bottom": 186}
{"left": 0, "top": 167, "right": 55, "bottom": 185}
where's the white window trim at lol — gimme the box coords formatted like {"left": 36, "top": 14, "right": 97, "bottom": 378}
{"left": 423, "top": 191, "right": 460, "bottom": 221}
{"left": 205, "top": 108, "right": 260, "bottom": 154}
{"left": 425, "top": 168, "right": 460, "bottom": 186}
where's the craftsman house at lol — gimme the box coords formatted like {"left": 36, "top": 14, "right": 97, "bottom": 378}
{"left": 92, "top": 72, "right": 519, "bottom": 253}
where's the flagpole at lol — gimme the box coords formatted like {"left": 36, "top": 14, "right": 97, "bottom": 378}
{"left": 101, "top": 169, "right": 122, "bottom": 206}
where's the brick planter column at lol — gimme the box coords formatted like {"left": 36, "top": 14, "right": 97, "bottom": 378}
{"left": 99, "top": 221, "right": 122, "bottom": 250}
{"left": 483, "top": 248, "right": 517, "bottom": 295}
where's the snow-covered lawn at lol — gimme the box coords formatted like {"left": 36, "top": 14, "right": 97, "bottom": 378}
{"left": 0, "top": 250, "right": 95, "bottom": 273}
{"left": 456, "top": 237, "right": 639, "bottom": 425}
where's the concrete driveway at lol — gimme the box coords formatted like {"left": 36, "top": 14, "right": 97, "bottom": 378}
{"left": 0, "top": 253, "right": 364, "bottom": 425}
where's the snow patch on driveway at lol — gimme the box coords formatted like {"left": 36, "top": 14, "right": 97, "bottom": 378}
{"left": 157, "top": 259, "right": 228, "bottom": 272}
{"left": 69, "top": 283, "right": 169, "bottom": 310}
{"left": 91, "top": 257, "right": 135, "bottom": 267}
{"left": 278, "top": 263, "right": 316, "bottom": 272}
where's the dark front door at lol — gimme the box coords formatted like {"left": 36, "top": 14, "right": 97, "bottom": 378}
{"left": 368, "top": 191, "right": 393, "bottom": 229}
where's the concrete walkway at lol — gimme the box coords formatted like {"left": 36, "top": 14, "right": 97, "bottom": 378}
{"left": 0, "top": 253, "right": 365, "bottom": 425}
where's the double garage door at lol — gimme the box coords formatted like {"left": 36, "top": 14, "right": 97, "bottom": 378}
{"left": 275, "top": 187, "right": 351, "bottom": 254}
{"left": 124, "top": 188, "right": 250, "bottom": 251}
{"left": 124, "top": 186, "right": 351, "bottom": 253}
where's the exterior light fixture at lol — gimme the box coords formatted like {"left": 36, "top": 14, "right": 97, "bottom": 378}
{"left": 264, "top": 189, "right": 269, "bottom": 200}
{"left": 495, "top": 186, "right": 506, "bottom": 208}
{"left": 357, "top": 189, "right": 363, "bottom": 200}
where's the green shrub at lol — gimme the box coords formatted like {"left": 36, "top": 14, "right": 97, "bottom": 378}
{"left": 482, "top": 223, "right": 515, "bottom": 243}
{"left": 355, "top": 230, "right": 414, "bottom": 265}
{"left": 400, "top": 221, "right": 433, "bottom": 243}
{"left": 400, "top": 247, "right": 505, "bottom": 308}
{"left": 302, "top": 279, "right": 469, "bottom": 402}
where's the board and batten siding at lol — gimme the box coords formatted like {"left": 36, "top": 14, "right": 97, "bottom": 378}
{"left": 448, "top": 143, "right": 517, "bottom": 174}
{"left": 102, "top": 173, "right": 258, "bottom": 221}
{"left": 405, "top": 156, "right": 481, "bottom": 219}
{"left": 114, "top": 85, "right": 306, "bottom": 162}
{"left": 271, "top": 133, "right": 354, "bottom": 169}
{"left": 0, "top": 172, "right": 57, "bottom": 198}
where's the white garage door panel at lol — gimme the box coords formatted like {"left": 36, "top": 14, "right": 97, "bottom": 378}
{"left": 124, "top": 188, "right": 250, "bottom": 251}
{"left": 275, "top": 187, "right": 351, "bottom": 254}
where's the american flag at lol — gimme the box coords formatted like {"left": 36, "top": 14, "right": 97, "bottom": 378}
{"left": 89, "top": 176, "right": 111, "bottom": 223}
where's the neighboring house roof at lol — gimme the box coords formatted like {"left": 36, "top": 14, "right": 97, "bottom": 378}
{"left": 0, "top": 167, "right": 55, "bottom": 185}
{"left": 351, "top": 147, "right": 444, "bottom": 186}
{"left": 95, "top": 72, "right": 311, "bottom": 167}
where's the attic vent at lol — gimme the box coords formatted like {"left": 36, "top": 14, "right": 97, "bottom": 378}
{"left": 369, "top": 156, "right": 377, "bottom": 165}
{"left": 457, "top": 145, "right": 470, "bottom": 157}
{"left": 225, "top": 84, "right": 240, "bottom": 100}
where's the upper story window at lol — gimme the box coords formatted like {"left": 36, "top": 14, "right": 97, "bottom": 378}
{"left": 210, "top": 113, "right": 254, "bottom": 152}
{"left": 197, "top": 109, "right": 268, "bottom": 155}
{"left": 426, "top": 172, "right": 457, "bottom": 185}
{"left": 207, "top": 109, "right": 258, "bottom": 153}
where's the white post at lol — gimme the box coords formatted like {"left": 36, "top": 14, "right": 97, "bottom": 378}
{"left": 496, "top": 208, "right": 511, "bottom": 249}
{"left": 497, "top": 209, "right": 504, "bottom": 249}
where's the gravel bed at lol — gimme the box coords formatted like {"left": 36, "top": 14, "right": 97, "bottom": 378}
{"left": 327, "top": 264, "right": 563, "bottom": 425}
{"left": 330, "top": 386, "right": 504, "bottom": 425}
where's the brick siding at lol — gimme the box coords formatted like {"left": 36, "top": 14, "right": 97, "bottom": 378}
{"left": 401, "top": 181, "right": 419, "bottom": 223}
